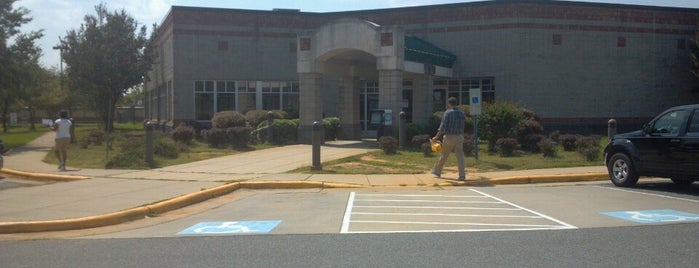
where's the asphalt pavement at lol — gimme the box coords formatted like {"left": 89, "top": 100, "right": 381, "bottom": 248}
{"left": 0, "top": 132, "right": 607, "bottom": 233}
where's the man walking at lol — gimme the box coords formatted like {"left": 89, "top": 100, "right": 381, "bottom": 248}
{"left": 431, "top": 97, "right": 466, "bottom": 181}
{"left": 51, "top": 111, "right": 72, "bottom": 171}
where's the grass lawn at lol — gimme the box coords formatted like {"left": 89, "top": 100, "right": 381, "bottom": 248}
{"left": 0, "top": 126, "right": 50, "bottom": 149}
{"left": 292, "top": 141, "right": 606, "bottom": 174}
{"left": 41, "top": 123, "right": 274, "bottom": 169}
{"left": 10, "top": 122, "right": 606, "bottom": 173}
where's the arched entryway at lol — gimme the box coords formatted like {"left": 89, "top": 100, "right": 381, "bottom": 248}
{"left": 297, "top": 19, "right": 456, "bottom": 143}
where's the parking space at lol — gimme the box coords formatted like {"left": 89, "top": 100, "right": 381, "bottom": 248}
{"left": 341, "top": 189, "right": 576, "bottom": 233}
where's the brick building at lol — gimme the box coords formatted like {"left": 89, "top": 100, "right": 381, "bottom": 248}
{"left": 144, "top": 0, "right": 699, "bottom": 141}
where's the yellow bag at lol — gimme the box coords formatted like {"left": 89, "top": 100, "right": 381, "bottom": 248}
{"left": 430, "top": 139, "right": 442, "bottom": 152}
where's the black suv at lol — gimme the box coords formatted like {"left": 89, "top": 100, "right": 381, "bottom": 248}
{"left": 604, "top": 104, "right": 699, "bottom": 187}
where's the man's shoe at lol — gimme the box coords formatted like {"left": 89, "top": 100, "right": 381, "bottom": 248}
{"left": 458, "top": 176, "right": 466, "bottom": 181}
{"left": 430, "top": 169, "right": 441, "bottom": 178}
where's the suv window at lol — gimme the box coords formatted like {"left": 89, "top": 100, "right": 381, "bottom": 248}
{"left": 689, "top": 110, "right": 699, "bottom": 134}
{"left": 651, "top": 110, "right": 688, "bottom": 135}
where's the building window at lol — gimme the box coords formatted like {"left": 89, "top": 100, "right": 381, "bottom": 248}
{"left": 238, "top": 81, "right": 257, "bottom": 113}
{"left": 617, "top": 37, "right": 626, "bottom": 47}
{"left": 217, "top": 81, "right": 235, "bottom": 112}
{"left": 218, "top": 40, "right": 228, "bottom": 51}
{"left": 300, "top": 38, "right": 311, "bottom": 51}
{"left": 194, "top": 80, "right": 300, "bottom": 120}
{"left": 194, "top": 81, "right": 214, "bottom": 120}
{"left": 434, "top": 77, "right": 495, "bottom": 107}
{"left": 282, "top": 82, "right": 300, "bottom": 118}
{"left": 262, "top": 81, "right": 281, "bottom": 110}
{"left": 381, "top": 32, "right": 393, "bottom": 46}
{"left": 552, "top": 34, "right": 562, "bottom": 45}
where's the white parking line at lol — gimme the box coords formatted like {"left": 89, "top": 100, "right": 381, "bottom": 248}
{"left": 470, "top": 189, "right": 577, "bottom": 229}
{"left": 593, "top": 186, "right": 699, "bottom": 203}
{"left": 341, "top": 190, "right": 577, "bottom": 233}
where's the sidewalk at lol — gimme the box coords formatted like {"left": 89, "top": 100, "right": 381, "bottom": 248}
{"left": 0, "top": 133, "right": 608, "bottom": 233}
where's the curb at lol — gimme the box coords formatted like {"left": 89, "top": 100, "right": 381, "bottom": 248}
{"left": 0, "top": 180, "right": 367, "bottom": 234}
{"left": 489, "top": 173, "right": 609, "bottom": 184}
{"left": 0, "top": 168, "right": 90, "bottom": 181}
{"left": 0, "top": 174, "right": 608, "bottom": 234}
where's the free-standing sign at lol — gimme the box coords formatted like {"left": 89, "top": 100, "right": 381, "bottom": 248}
{"left": 469, "top": 88, "right": 481, "bottom": 116}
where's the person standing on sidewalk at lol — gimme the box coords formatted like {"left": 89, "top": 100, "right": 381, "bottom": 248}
{"left": 431, "top": 97, "right": 467, "bottom": 181}
{"left": 51, "top": 111, "right": 72, "bottom": 171}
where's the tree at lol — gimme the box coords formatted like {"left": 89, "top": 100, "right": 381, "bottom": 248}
{"left": 60, "top": 3, "right": 157, "bottom": 132}
{"left": 0, "top": 0, "right": 43, "bottom": 133}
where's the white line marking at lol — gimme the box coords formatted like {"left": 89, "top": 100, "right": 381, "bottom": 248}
{"left": 470, "top": 189, "right": 578, "bottom": 229}
{"left": 352, "top": 205, "right": 520, "bottom": 210}
{"left": 340, "top": 192, "right": 356, "bottom": 233}
{"left": 355, "top": 193, "right": 487, "bottom": 198}
{"left": 351, "top": 212, "right": 542, "bottom": 219}
{"left": 593, "top": 186, "right": 699, "bottom": 203}
{"left": 354, "top": 199, "right": 501, "bottom": 204}
{"left": 345, "top": 227, "right": 571, "bottom": 234}
{"left": 351, "top": 220, "right": 565, "bottom": 229}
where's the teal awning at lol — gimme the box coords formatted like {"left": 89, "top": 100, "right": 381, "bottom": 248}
{"left": 404, "top": 36, "right": 457, "bottom": 68}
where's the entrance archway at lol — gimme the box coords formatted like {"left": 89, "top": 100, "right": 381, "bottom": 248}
{"left": 296, "top": 19, "right": 456, "bottom": 143}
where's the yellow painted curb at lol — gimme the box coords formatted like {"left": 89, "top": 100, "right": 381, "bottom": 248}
{"left": 1, "top": 168, "right": 90, "bottom": 181}
{"left": 0, "top": 174, "right": 609, "bottom": 234}
{"left": 0, "top": 207, "right": 149, "bottom": 233}
{"left": 490, "top": 173, "right": 609, "bottom": 184}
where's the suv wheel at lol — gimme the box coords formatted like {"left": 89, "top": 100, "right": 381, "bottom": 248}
{"left": 608, "top": 153, "right": 639, "bottom": 187}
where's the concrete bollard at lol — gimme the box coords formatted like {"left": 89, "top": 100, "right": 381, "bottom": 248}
{"left": 267, "top": 111, "right": 274, "bottom": 144}
{"left": 399, "top": 111, "right": 407, "bottom": 148}
{"left": 312, "top": 121, "right": 322, "bottom": 171}
{"left": 608, "top": 119, "right": 617, "bottom": 140}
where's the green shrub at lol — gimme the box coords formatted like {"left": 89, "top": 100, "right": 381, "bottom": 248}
{"left": 105, "top": 150, "right": 144, "bottom": 169}
{"left": 421, "top": 142, "right": 432, "bottom": 156}
{"left": 462, "top": 134, "right": 475, "bottom": 155}
{"left": 496, "top": 137, "right": 517, "bottom": 157}
{"left": 411, "top": 134, "right": 430, "bottom": 145}
{"left": 274, "top": 119, "right": 298, "bottom": 144}
{"left": 538, "top": 138, "right": 557, "bottom": 158}
{"left": 576, "top": 135, "right": 601, "bottom": 161}
{"left": 323, "top": 117, "right": 340, "bottom": 141}
{"left": 171, "top": 123, "right": 195, "bottom": 144}
{"left": 548, "top": 130, "right": 561, "bottom": 143}
{"left": 521, "top": 134, "right": 544, "bottom": 153}
{"left": 406, "top": 123, "right": 426, "bottom": 144}
{"left": 560, "top": 134, "right": 578, "bottom": 151}
{"left": 154, "top": 138, "right": 179, "bottom": 159}
{"left": 227, "top": 126, "right": 252, "bottom": 149}
{"left": 211, "top": 110, "right": 246, "bottom": 128}
{"left": 378, "top": 136, "right": 398, "bottom": 155}
{"left": 202, "top": 128, "right": 228, "bottom": 148}
{"left": 479, "top": 102, "right": 526, "bottom": 152}
{"left": 89, "top": 130, "right": 105, "bottom": 145}
{"left": 517, "top": 119, "right": 544, "bottom": 152}
{"left": 246, "top": 110, "right": 288, "bottom": 129}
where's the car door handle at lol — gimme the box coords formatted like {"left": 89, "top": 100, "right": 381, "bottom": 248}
{"left": 670, "top": 139, "right": 681, "bottom": 145}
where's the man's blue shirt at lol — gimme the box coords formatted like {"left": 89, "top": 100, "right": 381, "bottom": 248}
{"left": 439, "top": 108, "right": 466, "bottom": 135}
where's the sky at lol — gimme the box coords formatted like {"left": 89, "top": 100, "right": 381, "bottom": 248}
{"left": 13, "top": 0, "right": 698, "bottom": 69}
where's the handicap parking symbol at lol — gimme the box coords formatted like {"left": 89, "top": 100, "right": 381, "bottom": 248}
{"left": 178, "top": 221, "right": 282, "bottom": 235}
{"left": 602, "top": 209, "right": 699, "bottom": 224}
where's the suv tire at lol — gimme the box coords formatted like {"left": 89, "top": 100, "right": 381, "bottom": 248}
{"left": 608, "top": 153, "right": 639, "bottom": 187}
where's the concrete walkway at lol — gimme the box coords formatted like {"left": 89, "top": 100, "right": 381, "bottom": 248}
{"left": 0, "top": 133, "right": 608, "bottom": 233}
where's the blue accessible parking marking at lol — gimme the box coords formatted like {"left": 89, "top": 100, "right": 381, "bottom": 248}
{"left": 178, "top": 221, "right": 282, "bottom": 235}
{"left": 602, "top": 209, "right": 699, "bottom": 224}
